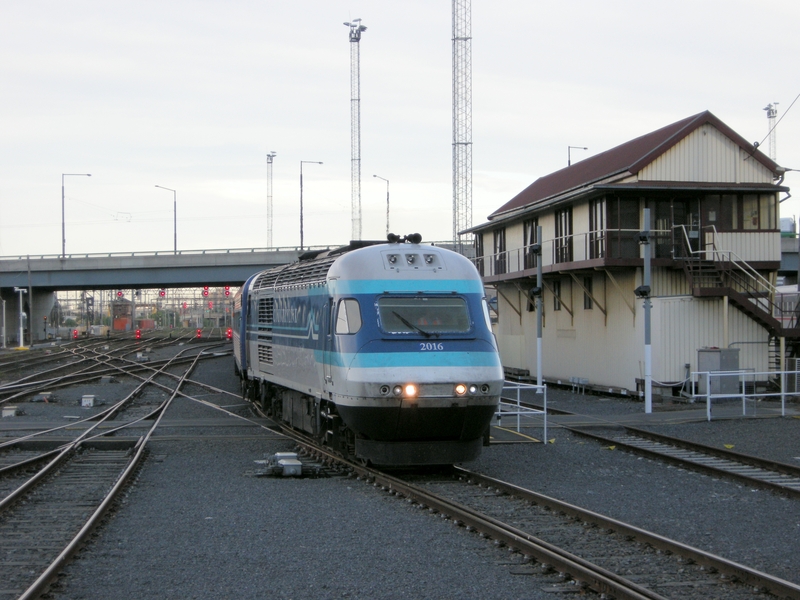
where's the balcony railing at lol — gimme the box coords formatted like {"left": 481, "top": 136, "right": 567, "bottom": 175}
{"left": 475, "top": 229, "right": 650, "bottom": 278}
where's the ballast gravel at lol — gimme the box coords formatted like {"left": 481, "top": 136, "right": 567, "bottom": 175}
{"left": 42, "top": 357, "right": 800, "bottom": 598}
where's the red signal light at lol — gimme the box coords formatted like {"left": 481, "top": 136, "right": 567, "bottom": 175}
{"left": 196, "top": 328, "right": 202, "bottom": 338}
{"left": 135, "top": 329, "right": 141, "bottom": 339}
{"left": 224, "top": 286, "right": 230, "bottom": 297}
{"left": 72, "top": 329, "right": 78, "bottom": 339}
{"left": 226, "top": 327, "right": 232, "bottom": 339}
{"left": 208, "top": 301, "right": 213, "bottom": 309}
{"left": 159, "top": 289, "right": 166, "bottom": 297}
{"left": 182, "top": 302, "right": 187, "bottom": 309}
{"left": 202, "top": 286, "right": 209, "bottom": 297}
{"left": 117, "top": 291, "right": 123, "bottom": 298}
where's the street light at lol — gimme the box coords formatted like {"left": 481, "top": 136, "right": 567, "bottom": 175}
{"left": 62, "top": 173, "right": 91, "bottom": 258}
{"left": 300, "top": 161, "right": 323, "bottom": 250}
{"left": 567, "top": 146, "right": 588, "bottom": 166}
{"left": 373, "top": 175, "right": 390, "bottom": 236}
{"left": 155, "top": 185, "right": 177, "bottom": 254}
{"left": 13, "top": 287, "right": 27, "bottom": 348}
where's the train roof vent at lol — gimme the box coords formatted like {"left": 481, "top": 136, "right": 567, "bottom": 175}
{"left": 253, "top": 268, "right": 285, "bottom": 290}
{"left": 274, "top": 257, "right": 337, "bottom": 288}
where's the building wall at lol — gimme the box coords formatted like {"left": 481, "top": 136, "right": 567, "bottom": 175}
{"left": 639, "top": 124, "right": 774, "bottom": 184}
{"left": 495, "top": 267, "right": 770, "bottom": 392}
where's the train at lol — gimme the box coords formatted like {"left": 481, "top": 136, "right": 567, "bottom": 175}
{"left": 233, "top": 234, "right": 504, "bottom": 466}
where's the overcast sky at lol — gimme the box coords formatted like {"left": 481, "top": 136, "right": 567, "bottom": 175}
{"left": 1, "top": 0, "right": 798, "bottom": 257}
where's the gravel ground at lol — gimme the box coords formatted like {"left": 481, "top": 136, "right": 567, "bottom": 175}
{"left": 3, "top": 351, "right": 799, "bottom": 598}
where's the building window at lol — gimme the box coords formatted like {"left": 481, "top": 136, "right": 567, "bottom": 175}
{"left": 523, "top": 218, "right": 538, "bottom": 269}
{"left": 589, "top": 198, "right": 606, "bottom": 259}
{"left": 554, "top": 208, "right": 573, "bottom": 263}
{"left": 583, "top": 276, "right": 593, "bottom": 309}
{"left": 493, "top": 228, "right": 506, "bottom": 275}
{"left": 553, "top": 280, "right": 562, "bottom": 311}
{"left": 475, "top": 235, "right": 484, "bottom": 276}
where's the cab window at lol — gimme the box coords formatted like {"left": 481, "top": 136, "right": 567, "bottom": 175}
{"left": 378, "top": 296, "right": 470, "bottom": 333}
{"left": 335, "top": 298, "right": 362, "bottom": 334}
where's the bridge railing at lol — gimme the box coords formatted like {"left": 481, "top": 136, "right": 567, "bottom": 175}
{"left": 0, "top": 245, "right": 334, "bottom": 261}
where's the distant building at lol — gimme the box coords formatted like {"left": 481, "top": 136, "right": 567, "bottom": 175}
{"left": 469, "top": 111, "right": 794, "bottom": 394}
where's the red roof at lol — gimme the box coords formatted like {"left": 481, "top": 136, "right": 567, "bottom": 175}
{"left": 489, "top": 111, "right": 781, "bottom": 220}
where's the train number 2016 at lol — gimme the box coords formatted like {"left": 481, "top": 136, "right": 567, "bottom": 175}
{"left": 420, "top": 342, "right": 444, "bottom": 351}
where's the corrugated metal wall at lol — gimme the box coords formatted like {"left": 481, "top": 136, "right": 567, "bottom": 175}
{"left": 639, "top": 125, "right": 774, "bottom": 184}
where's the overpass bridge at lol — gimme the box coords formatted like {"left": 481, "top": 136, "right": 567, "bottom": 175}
{"left": 0, "top": 245, "right": 319, "bottom": 345}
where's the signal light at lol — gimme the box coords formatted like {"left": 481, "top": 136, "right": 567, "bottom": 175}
{"left": 226, "top": 328, "right": 232, "bottom": 339}
{"left": 224, "top": 286, "right": 230, "bottom": 297}
{"left": 208, "top": 301, "right": 213, "bottom": 309}
{"left": 159, "top": 289, "right": 166, "bottom": 297}
{"left": 117, "top": 291, "right": 123, "bottom": 298}
{"left": 135, "top": 329, "right": 141, "bottom": 339}
{"left": 182, "top": 302, "right": 187, "bottom": 309}
{"left": 196, "top": 328, "right": 202, "bottom": 338}
{"left": 202, "top": 286, "right": 209, "bottom": 297}
{"left": 72, "top": 329, "right": 78, "bottom": 339}
{"left": 43, "top": 316, "right": 47, "bottom": 322}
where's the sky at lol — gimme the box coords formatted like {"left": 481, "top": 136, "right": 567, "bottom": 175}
{"left": 1, "top": 0, "right": 799, "bottom": 257}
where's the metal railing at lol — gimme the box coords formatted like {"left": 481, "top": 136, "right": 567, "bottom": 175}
{"left": 689, "top": 369, "right": 797, "bottom": 420}
{"left": 495, "top": 381, "right": 547, "bottom": 442}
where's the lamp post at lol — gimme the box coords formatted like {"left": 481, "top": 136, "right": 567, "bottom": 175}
{"left": 62, "top": 173, "right": 91, "bottom": 258}
{"left": 567, "top": 146, "right": 588, "bottom": 166}
{"left": 155, "top": 185, "right": 177, "bottom": 254}
{"left": 300, "top": 161, "right": 323, "bottom": 250}
{"left": 373, "top": 174, "right": 390, "bottom": 236}
{"left": 13, "top": 287, "right": 27, "bottom": 348}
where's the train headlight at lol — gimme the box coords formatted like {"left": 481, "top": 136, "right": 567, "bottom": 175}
{"left": 468, "top": 384, "right": 478, "bottom": 395}
{"left": 455, "top": 384, "right": 467, "bottom": 396}
{"left": 392, "top": 385, "right": 403, "bottom": 396}
{"left": 404, "top": 384, "right": 418, "bottom": 398}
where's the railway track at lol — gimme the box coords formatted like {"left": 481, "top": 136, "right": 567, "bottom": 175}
{"left": 566, "top": 424, "right": 800, "bottom": 498}
{"left": 0, "top": 340, "right": 235, "bottom": 599}
{"left": 274, "top": 423, "right": 800, "bottom": 599}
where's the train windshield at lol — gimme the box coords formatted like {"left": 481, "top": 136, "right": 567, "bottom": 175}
{"left": 377, "top": 296, "right": 470, "bottom": 335}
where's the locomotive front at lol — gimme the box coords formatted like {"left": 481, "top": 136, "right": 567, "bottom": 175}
{"left": 324, "top": 240, "right": 503, "bottom": 465}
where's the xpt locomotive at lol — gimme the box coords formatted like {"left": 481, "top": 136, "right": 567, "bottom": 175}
{"left": 233, "top": 234, "right": 503, "bottom": 465}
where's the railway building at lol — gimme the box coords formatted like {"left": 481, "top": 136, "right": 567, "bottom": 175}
{"left": 469, "top": 110, "right": 794, "bottom": 396}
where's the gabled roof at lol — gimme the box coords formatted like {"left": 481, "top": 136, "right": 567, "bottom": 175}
{"left": 488, "top": 111, "right": 781, "bottom": 220}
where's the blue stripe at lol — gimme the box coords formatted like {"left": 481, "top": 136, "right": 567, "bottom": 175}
{"left": 314, "top": 350, "right": 501, "bottom": 368}
{"left": 332, "top": 279, "right": 484, "bottom": 295}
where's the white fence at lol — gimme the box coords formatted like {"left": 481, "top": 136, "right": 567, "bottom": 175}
{"left": 495, "top": 381, "right": 547, "bottom": 442}
{"left": 690, "top": 369, "right": 797, "bottom": 421}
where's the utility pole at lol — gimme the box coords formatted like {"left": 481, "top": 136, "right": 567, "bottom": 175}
{"left": 452, "top": 0, "right": 472, "bottom": 251}
{"left": 266, "top": 151, "right": 276, "bottom": 248}
{"left": 345, "top": 19, "right": 367, "bottom": 240}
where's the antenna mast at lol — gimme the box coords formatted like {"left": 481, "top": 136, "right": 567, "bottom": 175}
{"left": 452, "top": 0, "right": 472, "bottom": 249}
{"left": 266, "top": 152, "right": 276, "bottom": 247}
{"left": 345, "top": 18, "right": 367, "bottom": 240}
{"left": 763, "top": 102, "right": 778, "bottom": 161}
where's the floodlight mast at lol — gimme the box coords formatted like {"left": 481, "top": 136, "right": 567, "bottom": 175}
{"left": 345, "top": 19, "right": 367, "bottom": 240}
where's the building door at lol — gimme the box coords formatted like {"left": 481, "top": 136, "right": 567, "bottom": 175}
{"left": 672, "top": 198, "right": 701, "bottom": 255}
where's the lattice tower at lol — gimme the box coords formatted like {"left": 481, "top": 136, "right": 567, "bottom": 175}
{"left": 346, "top": 19, "right": 367, "bottom": 240}
{"left": 266, "top": 152, "right": 276, "bottom": 247}
{"left": 452, "top": 0, "right": 472, "bottom": 248}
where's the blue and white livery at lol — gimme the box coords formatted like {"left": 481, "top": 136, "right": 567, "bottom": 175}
{"left": 233, "top": 235, "right": 503, "bottom": 465}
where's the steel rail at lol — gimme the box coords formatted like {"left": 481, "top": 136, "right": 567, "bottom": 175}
{"left": 272, "top": 426, "right": 659, "bottom": 600}
{"left": 510, "top": 396, "right": 800, "bottom": 499}
{"left": 454, "top": 466, "right": 800, "bottom": 599}
{"left": 564, "top": 424, "right": 800, "bottom": 498}
{"left": 16, "top": 350, "right": 207, "bottom": 600}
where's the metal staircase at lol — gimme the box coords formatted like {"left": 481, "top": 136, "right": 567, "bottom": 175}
{"left": 676, "top": 226, "right": 800, "bottom": 339}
